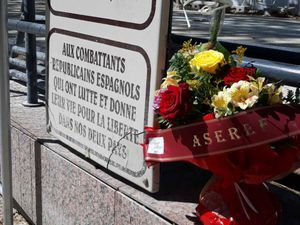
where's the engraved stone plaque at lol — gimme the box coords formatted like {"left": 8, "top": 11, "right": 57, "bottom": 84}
{"left": 47, "top": 0, "right": 171, "bottom": 192}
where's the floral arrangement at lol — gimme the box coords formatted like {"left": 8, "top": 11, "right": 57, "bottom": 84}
{"left": 144, "top": 2, "right": 300, "bottom": 225}
{"left": 149, "top": 41, "right": 300, "bottom": 225}
{"left": 154, "top": 41, "right": 284, "bottom": 126}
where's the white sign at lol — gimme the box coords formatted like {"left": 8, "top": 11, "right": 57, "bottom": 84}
{"left": 47, "top": 0, "right": 171, "bottom": 192}
{"left": 49, "top": 0, "right": 154, "bottom": 29}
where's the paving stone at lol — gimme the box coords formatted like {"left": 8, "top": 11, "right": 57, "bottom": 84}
{"left": 0, "top": 195, "right": 29, "bottom": 225}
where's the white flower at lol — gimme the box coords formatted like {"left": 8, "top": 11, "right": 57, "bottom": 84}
{"left": 250, "top": 77, "right": 265, "bottom": 95}
{"left": 211, "top": 90, "right": 232, "bottom": 118}
{"left": 229, "top": 80, "right": 259, "bottom": 110}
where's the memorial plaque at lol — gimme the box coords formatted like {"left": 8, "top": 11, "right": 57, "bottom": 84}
{"left": 48, "top": 0, "right": 155, "bottom": 29}
{"left": 47, "top": 0, "right": 171, "bottom": 192}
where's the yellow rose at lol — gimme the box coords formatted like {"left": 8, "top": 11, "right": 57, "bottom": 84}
{"left": 190, "top": 50, "right": 225, "bottom": 74}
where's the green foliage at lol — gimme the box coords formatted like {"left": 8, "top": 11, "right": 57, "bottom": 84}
{"left": 168, "top": 52, "right": 192, "bottom": 79}
{"left": 255, "top": 68, "right": 263, "bottom": 78}
{"left": 215, "top": 42, "right": 232, "bottom": 63}
{"left": 283, "top": 88, "right": 300, "bottom": 104}
{"left": 257, "top": 89, "right": 270, "bottom": 106}
{"left": 295, "top": 88, "right": 300, "bottom": 104}
{"left": 286, "top": 90, "right": 294, "bottom": 102}
{"left": 157, "top": 116, "right": 173, "bottom": 128}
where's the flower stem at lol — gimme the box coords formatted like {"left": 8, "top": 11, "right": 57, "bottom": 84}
{"left": 209, "top": 5, "right": 225, "bottom": 48}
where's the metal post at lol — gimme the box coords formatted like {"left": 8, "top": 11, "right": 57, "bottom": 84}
{"left": 23, "top": 0, "right": 41, "bottom": 106}
{"left": 15, "top": 0, "right": 25, "bottom": 46}
{"left": 0, "top": 0, "right": 14, "bottom": 224}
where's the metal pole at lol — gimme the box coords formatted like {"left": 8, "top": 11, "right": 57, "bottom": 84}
{"left": 0, "top": 0, "right": 14, "bottom": 224}
{"left": 23, "top": 0, "right": 41, "bottom": 106}
{"left": 15, "top": 0, "right": 25, "bottom": 46}
{"left": 8, "top": 19, "right": 47, "bottom": 36}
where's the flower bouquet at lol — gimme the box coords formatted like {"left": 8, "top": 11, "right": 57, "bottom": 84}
{"left": 143, "top": 2, "right": 300, "bottom": 225}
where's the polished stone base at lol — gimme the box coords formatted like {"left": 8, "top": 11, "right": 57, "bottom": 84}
{"left": 7, "top": 81, "right": 300, "bottom": 225}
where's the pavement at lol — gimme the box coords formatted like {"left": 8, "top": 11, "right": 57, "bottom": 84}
{"left": 7, "top": 1, "right": 300, "bottom": 54}
{"left": 0, "top": 195, "right": 29, "bottom": 225}
{"left": 172, "top": 10, "right": 300, "bottom": 52}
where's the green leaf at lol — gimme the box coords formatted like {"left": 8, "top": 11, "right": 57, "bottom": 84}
{"left": 215, "top": 42, "right": 231, "bottom": 62}
{"left": 296, "top": 88, "right": 300, "bottom": 104}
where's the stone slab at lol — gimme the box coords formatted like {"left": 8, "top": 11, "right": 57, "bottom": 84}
{"left": 11, "top": 127, "right": 37, "bottom": 223}
{"left": 0, "top": 194, "right": 29, "bottom": 225}
{"left": 114, "top": 192, "right": 171, "bottom": 225}
{"left": 8, "top": 80, "right": 300, "bottom": 225}
{"left": 40, "top": 145, "right": 115, "bottom": 225}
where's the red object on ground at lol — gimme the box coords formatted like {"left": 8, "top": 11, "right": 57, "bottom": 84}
{"left": 192, "top": 138, "right": 299, "bottom": 225}
{"left": 196, "top": 177, "right": 281, "bottom": 225}
{"left": 143, "top": 105, "right": 300, "bottom": 225}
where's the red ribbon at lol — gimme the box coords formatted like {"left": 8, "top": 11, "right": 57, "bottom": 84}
{"left": 143, "top": 104, "right": 300, "bottom": 163}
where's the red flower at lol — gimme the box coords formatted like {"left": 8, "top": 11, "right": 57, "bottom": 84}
{"left": 158, "top": 83, "right": 192, "bottom": 124}
{"left": 223, "top": 67, "right": 256, "bottom": 85}
{"left": 202, "top": 113, "right": 215, "bottom": 121}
